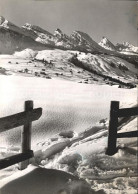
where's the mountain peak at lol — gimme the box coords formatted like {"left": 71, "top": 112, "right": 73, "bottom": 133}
{"left": 116, "top": 41, "right": 138, "bottom": 53}
{"left": 54, "top": 28, "right": 64, "bottom": 38}
{"left": 122, "top": 42, "right": 131, "bottom": 47}
{"left": 0, "top": 16, "right": 6, "bottom": 25}
{"left": 70, "top": 30, "right": 104, "bottom": 53}
{"left": 71, "top": 30, "right": 93, "bottom": 43}
{"left": 0, "top": 16, "right": 10, "bottom": 28}
{"left": 54, "top": 28, "right": 71, "bottom": 42}
{"left": 101, "top": 36, "right": 108, "bottom": 42}
{"left": 99, "top": 36, "right": 116, "bottom": 51}
{"left": 55, "top": 28, "right": 62, "bottom": 33}
{"left": 22, "top": 23, "right": 32, "bottom": 29}
{"left": 99, "top": 37, "right": 111, "bottom": 45}
{"left": 22, "top": 23, "right": 53, "bottom": 37}
{"left": 71, "top": 31, "right": 98, "bottom": 45}
{"left": 71, "top": 30, "right": 91, "bottom": 38}
{"left": 0, "top": 16, "right": 21, "bottom": 31}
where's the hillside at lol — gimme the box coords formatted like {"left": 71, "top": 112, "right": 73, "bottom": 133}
{"left": 0, "top": 48, "right": 137, "bottom": 88}
{"left": 12, "top": 49, "right": 137, "bottom": 87}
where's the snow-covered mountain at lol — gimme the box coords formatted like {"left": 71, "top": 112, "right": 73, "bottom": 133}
{"left": 22, "top": 23, "right": 56, "bottom": 45}
{"left": 116, "top": 42, "right": 138, "bottom": 54}
{"left": 22, "top": 24, "right": 73, "bottom": 49}
{"left": 22, "top": 23, "right": 106, "bottom": 52}
{"left": 54, "top": 28, "right": 75, "bottom": 49}
{"left": 99, "top": 37, "right": 117, "bottom": 51}
{"left": 0, "top": 16, "right": 137, "bottom": 69}
{"left": 70, "top": 31, "right": 106, "bottom": 53}
{"left": 0, "top": 16, "right": 47, "bottom": 54}
{"left": 0, "top": 16, "right": 137, "bottom": 194}
{"left": 99, "top": 38, "right": 138, "bottom": 55}
{"left": 0, "top": 16, "right": 109, "bottom": 54}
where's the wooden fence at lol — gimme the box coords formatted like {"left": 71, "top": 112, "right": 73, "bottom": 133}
{"left": 0, "top": 100, "right": 137, "bottom": 168}
{"left": 0, "top": 101, "right": 42, "bottom": 170}
{"left": 106, "top": 101, "right": 138, "bottom": 156}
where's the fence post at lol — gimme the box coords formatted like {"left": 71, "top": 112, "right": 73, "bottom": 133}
{"left": 106, "top": 101, "right": 119, "bottom": 156}
{"left": 20, "top": 100, "right": 33, "bottom": 170}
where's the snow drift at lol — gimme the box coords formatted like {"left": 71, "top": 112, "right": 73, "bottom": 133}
{"left": 0, "top": 112, "right": 137, "bottom": 194}
{"left": 0, "top": 165, "right": 105, "bottom": 194}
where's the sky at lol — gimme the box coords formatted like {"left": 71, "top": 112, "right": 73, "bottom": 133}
{"left": 0, "top": 0, "right": 137, "bottom": 45}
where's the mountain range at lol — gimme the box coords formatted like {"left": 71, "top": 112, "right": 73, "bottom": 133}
{"left": 0, "top": 16, "right": 138, "bottom": 56}
{"left": 0, "top": 16, "right": 138, "bottom": 88}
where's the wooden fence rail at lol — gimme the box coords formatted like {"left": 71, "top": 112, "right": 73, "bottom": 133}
{"left": 106, "top": 101, "right": 138, "bottom": 156}
{"left": 0, "top": 101, "right": 42, "bottom": 170}
{"left": 0, "top": 100, "right": 137, "bottom": 168}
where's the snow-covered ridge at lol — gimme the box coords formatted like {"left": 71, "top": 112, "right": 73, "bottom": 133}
{"left": 22, "top": 23, "right": 106, "bottom": 51}
{"left": 0, "top": 16, "right": 48, "bottom": 54}
{"left": 22, "top": 23, "right": 53, "bottom": 36}
{"left": 0, "top": 15, "right": 138, "bottom": 60}
{"left": 116, "top": 42, "right": 138, "bottom": 54}
{"left": 54, "top": 28, "right": 75, "bottom": 48}
{"left": 0, "top": 16, "right": 25, "bottom": 35}
{"left": 70, "top": 31, "right": 105, "bottom": 52}
{"left": 22, "top": 23, "right": 56, "bottom": 46}
{"left": 0, "top": 16, "right": 117, "bottom": 54}
{"left": 99, "top": 37, "right": 138, "bottom": 54}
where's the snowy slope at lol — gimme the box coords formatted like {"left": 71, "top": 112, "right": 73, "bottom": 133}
{"left": 0, "top": 104, "right": 137, "bottom": 194}
{"left": 14, "top": 48, "right": 38, "bottom": 58}
{"left": 38, "top": 115, "right": 137, "bottom": 194}
{"left": 34, "top": 49, "right": 137, "bottom": 86}
{"left": 0, "top": 165, "right": 99, "bottom": 194}
{"left": 6, "top": 48, "right": 136, "bottom": 87}
{"left": 0, "top": 72, "right": 136, "bottom": 193}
